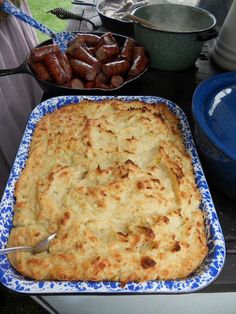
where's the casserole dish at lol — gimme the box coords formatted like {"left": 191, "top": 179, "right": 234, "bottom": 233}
{"left": 0, "top": 95, "right": 225, "bottom": 294}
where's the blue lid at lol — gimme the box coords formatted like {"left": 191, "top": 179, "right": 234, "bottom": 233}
{"left": 192, "top": 71, "right": 236, "bottom": 162}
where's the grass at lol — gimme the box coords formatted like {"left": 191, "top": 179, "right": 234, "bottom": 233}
{"left": 27, "top": 0, "right": 72, "bottom": 43}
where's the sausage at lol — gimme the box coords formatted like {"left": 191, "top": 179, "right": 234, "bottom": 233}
{"left": 76, "top": 44, "right": 95, "bottom": 56}
{"left": 94, "top": 71, "right": 110, "bottom": 89}
{"left": 68, "top": 35, "right": 85, "bottom": 47}
{"left": 94, "top": 32, "right": 117, "bottom": 52}
{"left": 120, "top": 38, "right": 135, "bottom": 62}
{"left": 84, "top": 81, "right": 95, "bottom": 89}
{"left": 30, "top": 44, "right": 60, "bottom": 62}
{"left": 66, "top": 43, "right": 78, "bottom": 55}
{"left": 43, "top": 53, "right": 67, "bottom": 85}
{"left": 133, "top": 46, "right": 146, "bottom": 59}
{"left": 128, "top": 47, "right": 148, "bottom": 79}
{"left": 102, "top": 32, "right": 116, "bottom": 45}
{"left": 87, "top": 47, "right": 96, "bottom": 56}
{"left": 128, "top": 55, "right": 148, "bottom": 78}
{"left": 111, "top": 75, "right": 124, "bottom": 88}
{"left": 65, "top": 78, "right": 84, "bottom": 89}
{"left": 56, "top": 51, "right": 73, "bottom": 81}
{"left": 95, "top": 81, "right": 111, "bottom": 89}
{"left": 102, "top": 60, "right": 130, "bottom": 77}
{"left": 76, "top": 43, "right": 92, "bottom": 55}
{"left": 96, "top": 44, "right": 120, "bottom": 63}
{"left": 95, "top": 72, "right": 108, "bottom": 85}
{"left": 80, "top": 34, "right": 101, "bottom": 46}
{"left": 67, "top": 43, "right": 101, "bottom": 73}
{"left": 70, "top": 59, "right": 97, "bottom": 81}
{"left": 80, "top": 43, "right": 90, "bottom": 53}
{"left": 29, "top": 61, "right": 51, "bottom": 81}
{"left": 68, "top": 33, "right": 100, "bottom": 47}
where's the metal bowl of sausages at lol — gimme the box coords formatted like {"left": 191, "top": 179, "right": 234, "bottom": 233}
{"left": 0, "top": 32, "right": 149, "bottom": 96}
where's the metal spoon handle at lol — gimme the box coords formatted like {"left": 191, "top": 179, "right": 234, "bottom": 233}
{"left": 0, "top": 246, "right": 33, "bottom": 255}
{"left": 71, "top": 1, "right": 96, "bottom": 7}
{"left": 0, "top": 1, "right": 54, "bottom": 38}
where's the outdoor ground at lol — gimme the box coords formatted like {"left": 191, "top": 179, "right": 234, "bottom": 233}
{"left": 28, "top": 0, "right": 72, "bottom": 43}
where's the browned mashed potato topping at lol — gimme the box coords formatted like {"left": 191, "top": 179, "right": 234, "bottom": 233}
{"left": 8, "top": 100, "right": 208, "bottom": 281}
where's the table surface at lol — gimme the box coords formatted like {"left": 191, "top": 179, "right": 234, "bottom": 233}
{"left": 54, "top": 0, "right": 236, "bottom": 293}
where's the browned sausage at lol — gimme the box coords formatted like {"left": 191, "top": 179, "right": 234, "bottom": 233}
{"left": 72, "top": 43, "right": 96, "bottom": 56}
{"left": 84, "top": 81, "right": 95, "bottom": 89}
{"left": 128, "top": 55, "right": 148, "bottom": 78}
{"left": 96, "top": 44, "right": 120, "bottom": 63}
{"left": 77, "top": 43, "right": 92, "bottom": 55}
{"left": 30, "top": 44, "right": 60, "bottom": 62}
{"left": 43, "top": 53, "right": 67, "bottom": 85}
{"left": 67, "top": 43, "right": 101, "bottom": 73}
{"left": 87, "top": 47, "right": 96, "bottom": 56}
{"left": 65, "top": 78, "right": 84, "bottom": 89}
{"left": 69, "top": 33, "right": 100, "bottom": 47}
{"left": 94, "top": 32, "right": 117, "bottom": 52}
{"left": 95, "top": 81, "right": 111, "bottom": 89}
{"left": 102, "top": 32, "right": 116, "bottom": 45}
{"left": 80, "top": 43, "right": 89, "bottom": 52}
{"left": 56, "top": 51, "right": 73, "bottom": 81}
{"left": 70, "top": 59, "right": 97, "bottom": 81}
{"left": 95, "top": 72, "right": 108, "bottom": 85}
{"left": 133, "top": 46, "right": 146, "bottom": 59}
{"left": 128, "top": 47, "right": 148, "bottom": 79}
{"left": 120, "top": 38, "right": 135, "bottom": 62}
{"left": 68, "top": 35, "right": 86, "bottom": 47}
{"left": 111, "top": 75, "right": 124, "bottom": 88}
{"left": 81, "top": 34, "right": 101, "bottom": 46}
{"left": 29, "top": 61, "right": 51, "bottom": 81}
{"left": 102, "top": 60, "right": 130, "bottom": 77}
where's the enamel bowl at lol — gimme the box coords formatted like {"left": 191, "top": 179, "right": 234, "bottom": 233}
{"left": 192, "top": 71, "right": 236, "bottom": 200}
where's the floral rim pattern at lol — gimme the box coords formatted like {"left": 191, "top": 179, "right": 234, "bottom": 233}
{"left": 0, "top": 95, "right": 225, "bottom": 294}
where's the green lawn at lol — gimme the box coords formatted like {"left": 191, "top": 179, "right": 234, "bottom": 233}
{"left": 27, "top": 0, "right": 72, "bottom": 43}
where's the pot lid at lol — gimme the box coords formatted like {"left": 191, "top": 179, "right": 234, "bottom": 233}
{"left": 192, "top": 71, "right": 236, "bottom": 162}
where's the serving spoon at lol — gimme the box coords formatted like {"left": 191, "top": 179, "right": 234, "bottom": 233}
{"left": 0, "top": 0, "right": 77, "bottom": 52}
{"left": 126, "top": 13, "right": 162, "bottom": 30}
{"left": 0, "top": 233, "right": 57, "bottom": 255}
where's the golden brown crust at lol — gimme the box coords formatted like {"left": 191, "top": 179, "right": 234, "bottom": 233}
{"left": 8, "top": 100, "right": 208, "bottom": 281}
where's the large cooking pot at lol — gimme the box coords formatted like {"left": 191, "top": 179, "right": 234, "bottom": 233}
{"left": 132, "top": 3, "right": 218, "bottom": 71}
{"left": 0, "top": 32, "right": 148, "bottom": 96}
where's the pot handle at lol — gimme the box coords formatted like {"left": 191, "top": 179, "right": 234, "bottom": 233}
{"left": 197, "top": 27, "right": 219, "bottom": 41}
{"left": 0, "top": 62, "right": 29, "bottom": 77}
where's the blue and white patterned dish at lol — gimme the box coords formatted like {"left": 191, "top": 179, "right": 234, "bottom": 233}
{"left": 0, "top": 95, "right": 225, "bottom": 294}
